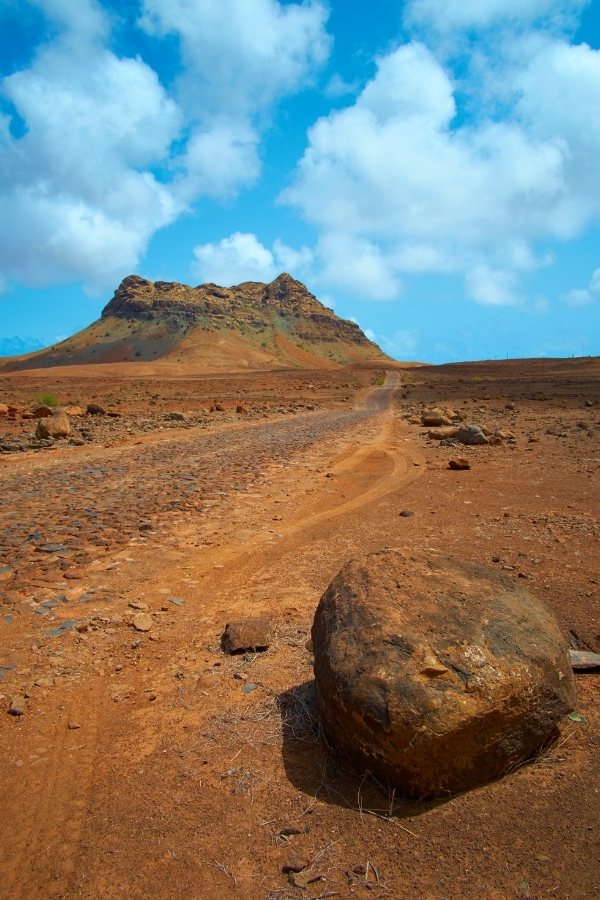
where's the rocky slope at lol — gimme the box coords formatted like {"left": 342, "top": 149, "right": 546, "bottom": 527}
{"left": 1, "top": 273, "right": 389, "bottom": 371}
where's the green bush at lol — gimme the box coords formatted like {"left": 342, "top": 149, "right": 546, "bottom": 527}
{"left": 36, "top": 392, "right": 59, "bottom": 407}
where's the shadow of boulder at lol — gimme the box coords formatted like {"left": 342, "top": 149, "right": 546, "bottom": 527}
{"left": 277, "top": 680, "right": 444, "bottom": 821}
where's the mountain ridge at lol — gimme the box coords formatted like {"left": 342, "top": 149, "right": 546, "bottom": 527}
{"left": 1, "top": 273, "right": 390, "bottom": 372}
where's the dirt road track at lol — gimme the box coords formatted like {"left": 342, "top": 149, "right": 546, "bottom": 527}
{"left": 0, "top": 373, "right": 426, "bottom": 899}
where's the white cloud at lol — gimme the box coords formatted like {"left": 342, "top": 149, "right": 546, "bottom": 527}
{"left": 0, "top": 27, "right": 181, "bottom": 291}
{"left": 405, "top": 0, "right": 588, "bottom": 32}
{"left": 562, "top": 266, "right": 600, "bottom": 306}
{"left": 192, "top": 231, "right": 313, "bottom": 285}
{"left": 283, "top": 32, "right": 600, "bottom": 305}
{"left": 1, "top": 0, "right": 331, "bottom": 292}
{"left": 465, "top": 266, "right": 519, "bottom": 306}
{"left": 381, "top": 329, "right": 420, "bottom": 359}
{"left": 316, "top": 234, "right": 401, "bottom": 300}
{"left": 140, "top": 0, "right": 330, "bottom": 117}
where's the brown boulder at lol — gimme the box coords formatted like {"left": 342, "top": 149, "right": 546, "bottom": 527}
{"left": 427, "top": 426, "right": 459, "bottom": 440}
{"left": 312, "top": 549, "right": 575, "bottom": 797}
{"left": 32, "top": 404, "right": 53, "bottom": 418}
{"left": 64, "top": 405, "right": 84, "bottom": 416}
{"left": 448, "top": 457, "right": 470, "bottom": 470}
{"left": 0, "top": 403, "right": 8, "bottom": 415}
{"left": 421, "top": 409, "right": 452, "bottom": 427}
{"left": 86, "top": 402, "right": 106, "bottom": 415}
{"left": 35, "top": 411, "right": 71, "bottom": 439}
{"left": 222, "top": 617, "right": 271, "bottom": 654}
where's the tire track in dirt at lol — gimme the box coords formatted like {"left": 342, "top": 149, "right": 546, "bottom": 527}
{"left": 0, "top": 373, "right": 424, "bottom": 899}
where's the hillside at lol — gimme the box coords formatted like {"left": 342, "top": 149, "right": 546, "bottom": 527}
{"left": 0, "top": 273, "right": 389, "bottom": 372}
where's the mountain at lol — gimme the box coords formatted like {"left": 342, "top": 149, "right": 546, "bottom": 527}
{"left": 1, "top": 273, "right": 389, "bottom": 372}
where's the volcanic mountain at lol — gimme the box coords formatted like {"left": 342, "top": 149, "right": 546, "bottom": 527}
{"left": 2, "top": 273, "right": 389, "bottom": 372}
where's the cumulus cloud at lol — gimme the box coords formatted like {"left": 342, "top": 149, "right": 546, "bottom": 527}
{"left": 405, "top": 0, "right": 588, "bottom": 32}
{"left": 562, "top": 267, "right": 600, "bottom": 306}
{"left": 283, "top": 29, "right": 600, "bottom": 305}
{"left": 139, "top": 0, "right": 331, "bottom": 117}
{"left": 0, "top": 0, "right": 330, "bottom": 291}
{"left": 192, "top": 232, "right": 312, "bottom": 285}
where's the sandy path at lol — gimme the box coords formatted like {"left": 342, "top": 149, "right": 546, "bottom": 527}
{"left": 0, "top": 373, "right": 423, "bottom": 899}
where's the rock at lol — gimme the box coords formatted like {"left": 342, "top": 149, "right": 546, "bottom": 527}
{"left": 312, "top": 548, "right": 575, "bottom": 798}
{"left": 222, "top": 617, "right": 271, "bottom": 654}
{"left": 64, "top": 406, "right": 84, "bottom": 416}
{"left": 457, "top": 424, "right": 489, "bottom": 445}
{"left": 32, "top": 405, "right": 54, "bottom": 418}
{"left": 167, "top": 412, "right": 186, "bottom": 421}
{"left": 86, "top": 403, "right": 106, "bottom": 415}
{"left": 421, "top": 409, "right": 452, "bottom": 427}
{"left": 427, "top": 426, "right": 459, "bottom": 440}
{"left": 214, "top": 403, "right": 225, "bottom": 412}
{"left": 282, "top": 850, "right": 311, "bottom": 874}
{"left": 132, "top": 613, "right": 153, "bottom": 632}
{"left": 399, "top": 510, "right": 414, "bottom": 518}
{"left": 35, "top": 412, "right": 71, "bottom": 439}
{"left": 448, "top": 457, "right": 471, "bottom": 470}
{"left": 236, "top": 404, "right": 248, "bottom": 414}
{"left": 0, "top": 403, "right": 8, "bottom": 415}
{"left": 8, "top": 696, "right": 27, "bottom": 716}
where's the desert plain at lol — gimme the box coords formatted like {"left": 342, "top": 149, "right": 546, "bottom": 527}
{"left": 0, "top": 355, "right": 599, "bottom": 899}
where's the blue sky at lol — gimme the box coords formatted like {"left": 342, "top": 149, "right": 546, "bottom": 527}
{"left": 0, "top": 0, "right": 599, "bottom": 363}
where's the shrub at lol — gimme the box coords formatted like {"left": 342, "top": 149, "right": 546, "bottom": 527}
{"left": 36, "top": 392, "right": 59, "bottom": 407}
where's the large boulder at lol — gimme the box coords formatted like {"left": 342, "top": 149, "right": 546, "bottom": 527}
{"left": 312, "top": 549, "right": 575, "bottom": 797}
{"left": 35, "top": 411, "right": 71, "bottom": 439}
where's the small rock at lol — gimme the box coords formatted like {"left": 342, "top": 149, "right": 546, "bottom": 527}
{"left": 8, "top": 696, "right": 27, "bottom": 716}
{"left": 68, "top": 722, "right": 81, "bottom": 730}
{"left": 222, "top": 617, "right": 271, "bottom": 654}
{"left": 448, "top": 457, "right": 471, "bottom": 470}
{"left": 399, "top": 510, "right": 414, "bottom": 517}
{"left": 282, "top": 850, "right": 311, "bottom": 874}
{"left": 86, "top": 403, "right": 106, "bottom": 415}
{"left": 133, "top": 613, "right": 153, "bottom": 632}
{"left": 457, "top": 424, "right": 489, "bottom": 445}
{"left": 32, "top": 405, "right": 53, "bottom": 418}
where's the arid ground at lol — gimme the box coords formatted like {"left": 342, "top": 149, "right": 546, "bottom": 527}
{"left": 0, "top": 358, "right": 598, "bottom": 899}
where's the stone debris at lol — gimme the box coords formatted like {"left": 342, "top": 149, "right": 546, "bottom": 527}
{"left": 132, "top": 613, "right": 153, "bottom": 632}
{"left": 312, "top": 548, "right": 575, "bottom": 797}
{"left": 221, "top": 617, "right": 272, "bottom": 654}
{"left": 35, "top": 411, "right": 71, "bottom": 440}
{"left": 448, "top": 457, "right": 471, "bottom": 470}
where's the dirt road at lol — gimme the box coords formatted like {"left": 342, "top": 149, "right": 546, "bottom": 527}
{"left": 0, "top": 366, "right": 598, "bottom": 899}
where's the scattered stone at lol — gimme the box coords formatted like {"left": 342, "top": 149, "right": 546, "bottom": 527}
{"left": 86, "top": 403, "right": 106, "bottom": 415}
{"left": 221, "top": 617, "right": 271, "bottom": 654}
{"left": 129, "top": 600, "right": 149, "bottom": 610}
{"left": 448, "top": 457, "right": 471, "bottom": 470}
{"left": 282, "top": 850, "right": 311, "bottom": 874}
{"left": 35, "top": 411, "right": 71, "bottom": 439}
{"left": 427, "top": 426, "right": 459, "bottom": 440}
{"left": 132, "top": 613, "right": 153, "bottom": 632}
{"left": 312, "top": 548, "right": 575, "bottom": 797}
{"left": 399, "top": 510, "right": 414, "bottom": 517}
{"left": 457, "top": 424, "right": 489, "bottom": 445}
{"left": 32, "top": 405, "right": 53, "bottom": 418}
{"left": 8, "top": 696, "right": 27, "bottom": 716}
{"left": 421, "top": 409, "right": 452, "bottom": 427}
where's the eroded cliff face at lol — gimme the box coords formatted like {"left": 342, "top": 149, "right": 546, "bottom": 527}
{"left": 1, "top": 273, "right": 389, "bottom": 371}
{"left": 101, "top": 273, "right": 374, "bottom": 347}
